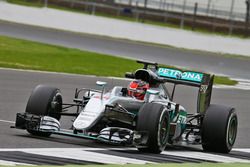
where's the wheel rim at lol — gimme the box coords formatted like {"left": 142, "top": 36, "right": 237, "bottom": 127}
{"left": 48, "top": 91, "right": 62, "bottom": 119}
{"left": 52, "top": 92, "right": 62, "bottom": 112}
{"left": 158, "top": 111, "right": 169, "bottom": 147}
{"left": 227, "top": 115, "right": 237, "bottom": 146}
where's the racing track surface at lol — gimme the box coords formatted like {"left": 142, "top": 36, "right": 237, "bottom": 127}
{"left": 0, "top": 69, "right": 250, "bottom": 165}
{"left": 0, "top": 20, "right": 250, "bottom": 164}
{"left": 0, "top": 20, "right": 250, "bottom": 80}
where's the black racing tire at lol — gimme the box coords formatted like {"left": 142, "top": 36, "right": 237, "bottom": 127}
{"left": 202, "top": 104, "right": 238, "bottom": 153}
{"left": 26, "top": 85, "right": 63, "bottom": 137}
{"left": 136, "top": 103, "right": 170, "bottom": 153}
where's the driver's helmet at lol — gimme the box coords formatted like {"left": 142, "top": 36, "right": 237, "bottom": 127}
{"left": 127, "top": 80, "right": 149, "bottom": 100}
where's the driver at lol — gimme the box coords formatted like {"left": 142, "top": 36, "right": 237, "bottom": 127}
{"left": 127, "top": 80, "right": 149, "bottom": 100}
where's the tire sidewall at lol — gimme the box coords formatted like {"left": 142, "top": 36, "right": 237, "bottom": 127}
{"left": 157, "top": 107, "right": 169, "bottom": 151}
{"left": 26, "top": 85, "right": 62, "bottom": 120}
{"left": 202, "top": 104, "right": 237, "bottom": 153}
{"left": 136, "top": 103, "right": 170, "bottom": 153}
{"left": 25, "top": 85, "right": 62, "bottom": 137}
{"left": 225, "top": 111, "right": 238, "bottom": 150}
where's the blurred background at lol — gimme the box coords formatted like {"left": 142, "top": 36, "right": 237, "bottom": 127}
{"left": 11, "top": 0, "right": 250, "bottom": 37}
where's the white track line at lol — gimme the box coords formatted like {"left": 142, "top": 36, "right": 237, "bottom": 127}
{"left": 162, "top": 151, "right": 250, "bottom": 163}
{"left": 0, "top": 148, "right": 153, "bottom": 165}
{"left": 0, "top": 148, "right": 250, "bottom": 164}
{"left": 214, "top": 78, "right": 250, "bottom": 90}
{"left": 0, "top": 160, "right": 34, "bottom": 166}
{"left": 233, "top": 148, "right": 250, "bottom": 153}
{"left": 0, "top": 119, "right": 15, "bottom": 124}
{"left": 0, "top": 67, "right": 98, "bottom": 78}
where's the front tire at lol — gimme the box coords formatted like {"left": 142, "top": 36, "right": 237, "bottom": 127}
{"left": 136, "top": 103, "right": 170, "bottom": 153}
{"left": 26, "top": 85, "right": 62, "bottom": 137}
{"left": 202, "top": 104, "right": 238, "bottom": 153}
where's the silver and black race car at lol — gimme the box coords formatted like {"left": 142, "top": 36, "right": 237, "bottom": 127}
{"left": 14, "top": 60, "right": 238, "bottom": 153}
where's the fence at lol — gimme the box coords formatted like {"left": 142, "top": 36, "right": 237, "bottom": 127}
{"left": 30, "top": 0, "right": 250, "bottom": 36}
{"left": 116, "top": 0, "right": 248, "bottom": 21}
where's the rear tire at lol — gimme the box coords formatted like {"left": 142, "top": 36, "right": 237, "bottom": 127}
{"left": 136, "top": 103, "right": 170, "bottom": 153}
{"left": 26, "top": 85, "right": 62, "bottom": 137}
{"left": 202, "top": 104, "right": 237, "bottom": 153}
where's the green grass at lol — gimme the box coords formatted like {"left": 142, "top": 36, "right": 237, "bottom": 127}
{"left": 214, "top": 76, "right": 238, "bottom": 86}
{"left": 1, "top": 163, "right": 250, "bottom": 167}
{"left": 6, "top": 0, "right": 44, "bottom": 7}
{"left": 0, "top": 35, "right": 237, "bottom": 85}
{"left": 0, "top": 35, "right": 140, "bottom": 77}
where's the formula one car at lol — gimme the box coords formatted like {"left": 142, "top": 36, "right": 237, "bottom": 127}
{"left": 14, "top": 60, "right": 237, "bottom": 153}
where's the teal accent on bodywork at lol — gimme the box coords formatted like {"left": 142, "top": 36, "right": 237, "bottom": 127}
{"left": 169, "top": 110, "right": 176, "bottom": 121}
{"left": 130, "top": 110, "right": 139, "bottom": 115}
{"left": 157, "top": 68, "right": 203, "bottom": 83}
{"left": 178, "top": 110, "right": 187, "bottom": 130}
{"left": 146, "top": 89, "right": 160, "bottom": 95}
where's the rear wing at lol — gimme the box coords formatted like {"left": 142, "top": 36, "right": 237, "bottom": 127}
{"left": 158, "top": 67, "right": 204, "bottom": 86}
{"left": 157, "top": 67, "right": 214, "bottom": 114}
{"left": 125, "top": 60, "right": 214, "bottom": 114}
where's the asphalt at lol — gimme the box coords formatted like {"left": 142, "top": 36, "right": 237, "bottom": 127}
{"left": 0, "top": 68, "right": 249, "bottom": 149}
{"left": 0, "top": 3, "right": 249, "bottom": 164}
{"left": 1, "top": 21, "right": 250, "bottom": 80}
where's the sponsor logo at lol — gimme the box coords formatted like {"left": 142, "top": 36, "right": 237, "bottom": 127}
{"left": 177, "top": 115, "right": 187, "bottom": 124}
{"left": 157, "top": 68, "right": 203, "bottom": 83}
{"left": 93, "top": 95, "right": 110, "bottom": 100}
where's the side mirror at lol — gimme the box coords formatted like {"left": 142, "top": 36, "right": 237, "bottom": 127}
{"left": 96, "top": 81, "right": 107, "bottom": 87}
{"left": 96, "top": 81, "right": 107, "bottom": 100}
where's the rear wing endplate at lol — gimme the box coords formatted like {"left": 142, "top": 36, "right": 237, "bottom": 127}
{"left": 157, "top": 67, "right": 214, "bottom": 114}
